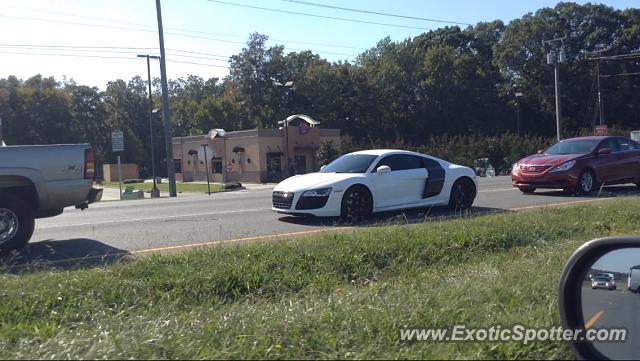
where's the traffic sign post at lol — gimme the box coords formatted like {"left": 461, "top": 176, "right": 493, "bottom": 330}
{"left": 224, "top": 162, "right": 232, "bottom": 188}
{"left": 112, "top": 130, "right": 125, "bottom": 200}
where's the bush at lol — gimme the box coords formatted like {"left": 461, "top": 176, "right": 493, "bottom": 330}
{"left": 341, "top": 133, "right": 554, "bottom": 174}
{"left": 223, "top": 181, "right": 242, "bottom": 190}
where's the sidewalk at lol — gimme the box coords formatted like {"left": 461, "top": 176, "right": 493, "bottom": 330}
{"left": 98, "top": 182, "right": 275, "bottom": 202}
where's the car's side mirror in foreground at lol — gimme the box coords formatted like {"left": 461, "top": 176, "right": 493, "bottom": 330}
{"left": 537, "top": 149, "right": 544, "bottom": 154}
{"left": 559, "top": 236, "right": 640, "bottom": 360}
{"left": 376, "top": 165, "right": 391, "bottom": 174}
{"left": 320, "top": 165, "right": 327, "bottom": 171}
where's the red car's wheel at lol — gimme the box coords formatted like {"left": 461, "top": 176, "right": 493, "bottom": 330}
{"left": 578, "top": 169, "right": 597, "bottom": 194}
{"left": 518, "top": 186, "right": 536, "bottom": 194}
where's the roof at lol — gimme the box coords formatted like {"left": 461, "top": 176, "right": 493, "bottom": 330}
{"left": 348, "top": 149, "right": 421, "bottom": 156}
{"left": 561, "top": 136, "right": 610, "bottom": 141}
{"left": 279, "top": 114, "right": 320, "bottom": 127}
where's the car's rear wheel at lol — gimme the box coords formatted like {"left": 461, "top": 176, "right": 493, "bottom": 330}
{"left": 0, "top": 193, "right": 35, "bottom": 254}
{"left": 449, "top": 177, "right": 476, "bottom": 211}
{"left": 578, "top": 169, "right": 597, "bottom": 194}
{"left": 341, "top": 185, "right": 373, "bottom": 221}
{"left": 518, "top": 186, "right": 536, "bottom": 194}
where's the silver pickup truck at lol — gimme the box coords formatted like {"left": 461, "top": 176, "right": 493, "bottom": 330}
{"left": 0, "top": 144, "right": 103, "bottom": 252}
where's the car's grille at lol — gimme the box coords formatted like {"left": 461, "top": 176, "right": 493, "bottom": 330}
{"left": 521, "top": 165, "right": 551, "bottom": 173}
{"left": 272, "top": 191, "right": 295, "bottom": 209}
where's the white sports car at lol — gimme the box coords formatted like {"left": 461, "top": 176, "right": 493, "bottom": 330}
{"left": 272, "top": 149, "right": 477, "bottom": 218}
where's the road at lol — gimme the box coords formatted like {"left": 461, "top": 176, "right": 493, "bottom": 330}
{"left": 11, "top": 176, "right": 640, "bottom": 267}
{"left": 582, "top": 287, "right": 640, "bottom": 359}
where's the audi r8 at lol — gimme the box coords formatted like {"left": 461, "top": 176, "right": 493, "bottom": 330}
{"left": 272, "top": 149, "right": 477, "bottom": 218}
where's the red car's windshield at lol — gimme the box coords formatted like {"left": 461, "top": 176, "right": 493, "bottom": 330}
{"left": 544, "top": 139, "right": 600, "bottom": 155}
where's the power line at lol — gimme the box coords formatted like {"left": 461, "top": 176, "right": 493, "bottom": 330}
{"left": 0, "top": 14, "right": 359, "bottom": 57}
{"left": 0, "top": 50, "right": 229, "bottom": 68}
{"left": 0, "top": 44, "right": 232, "bottom": 60}
{"left": 282, "top": 0, "right": 471, "bottom": 26}
{"left": 0, "top": 4, "right": 365, "bottom": 51}
{"left": 600, "top": 72, "right": 640, "bottom": 78}
{"left": 206, "top": 0, "right": 432, "bottom": 31}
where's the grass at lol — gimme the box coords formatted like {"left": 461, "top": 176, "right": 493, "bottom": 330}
{"left": 99, "top": 181, "right": 224, "bottom": 194}
{"left": 1, "top": 199, "right": 640, "bottom": 359}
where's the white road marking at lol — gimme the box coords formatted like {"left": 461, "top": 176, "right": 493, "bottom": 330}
{"left": 37, "top": 208, "right": 271, "bottom": 229}
{"left": 478, "top": 188, "right": 518, "bottom": 193}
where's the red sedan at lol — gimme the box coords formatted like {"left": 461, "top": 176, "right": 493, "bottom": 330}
{"left": 511, "top": 136, "right": 640, "bottom": 194}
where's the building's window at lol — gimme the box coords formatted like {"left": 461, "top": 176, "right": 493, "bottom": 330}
{"left": 294, "top": 155, "right": 307, "bottom": 174}
{"left": 174, "top": 159, "right": 182, "bottom": 173}
{"left": 267, "top": 154, "right": 281, "bottom": 173}
{"left": 212, "top": 157, "right": 223, "bottom": 174}
{"left": 247, "top": 158, "right": 251, "bottom": 164}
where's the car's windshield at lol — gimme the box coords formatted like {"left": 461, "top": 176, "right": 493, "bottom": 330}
{"left": 594, "top": 277, "right": 609, "bottom": 282}
{"left": 320, "top": 154, "right": 378, "bottom": 173}
{"left": 544, "top": 139, "right": 600, "bottom": 155}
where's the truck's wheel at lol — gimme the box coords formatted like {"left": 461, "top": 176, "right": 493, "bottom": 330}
{"left": 0, "top": 193, "right": 35, "bottom": 254}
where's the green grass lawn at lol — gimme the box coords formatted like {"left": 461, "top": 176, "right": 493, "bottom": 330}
{"left": 100, "top": 181, "right": 224, "bottom": 193}
{"left": 2, "top": 199, "right": 640, "bottom": 359}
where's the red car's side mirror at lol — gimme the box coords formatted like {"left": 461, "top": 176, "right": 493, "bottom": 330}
{"left": 537, "top": 149, "right": 544, "bottom": 155}
{"left": 597, "top": 148, "right": 611, "bottom": 155}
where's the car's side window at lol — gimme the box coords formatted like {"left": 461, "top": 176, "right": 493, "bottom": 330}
{"left": 616, "top": 138, "right": 636, "bottom": 152}
{"left": 374, "top": 154, "right": 422, "bottom": 172}
{"left": 600, "top": 139, "right": 620, "bottom": 152}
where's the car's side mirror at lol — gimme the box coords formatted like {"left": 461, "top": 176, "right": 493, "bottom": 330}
{"left": 537, "top": 149, "right": 544, "bottom": 155}
{"left": 597, "top": 148, "right": 612, "bottom": 156}
{"left": 376, "top": 165, "right": 391, "bottom": 174}
{"left": 559, "top": 236, "right": 640, "bottom": 360}
{"left": 320, "top": 165, "right": 327, "bottom": 171}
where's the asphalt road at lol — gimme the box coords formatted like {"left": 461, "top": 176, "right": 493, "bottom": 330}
{"left": 582, "top": 287, "right": 640, "bottom": 359}
{"left": 13, "top": 176, "right": 639, "bottom": 267}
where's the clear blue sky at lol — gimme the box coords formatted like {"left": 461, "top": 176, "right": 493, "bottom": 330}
{"left": 0, "top": 0, "right": 632, "bottom": 89}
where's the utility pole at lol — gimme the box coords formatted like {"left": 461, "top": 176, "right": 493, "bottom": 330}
{"left": 515, "top": 92, "right": 523, "bottom": 136}
{"left": 0, "top": 116, "right": 4, "bottom": 145}
{"left": 137, "top": 54, "right": 161, "bottom": 198}
{"left": 543, "top": 36, "right": 567, "bottom": 142}
{"left": 586, "top": 47, "right": 612, "bottom": 126}
{"left": 155, "top": 0, "right": 177, "bottom": 197}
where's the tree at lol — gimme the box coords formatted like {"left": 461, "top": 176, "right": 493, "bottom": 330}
{"left": 317, "top": 139, "right": 340, "bottom": 166}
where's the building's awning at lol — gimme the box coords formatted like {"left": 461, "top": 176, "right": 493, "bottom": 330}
{"left": 294, "top": 144, "right": 320, "bottom": 150}
{"left": 266, "top": 151, "right": 284, "bottom": 156}
{"left": 278, "top": 114, "right": 320, "bottom": 127}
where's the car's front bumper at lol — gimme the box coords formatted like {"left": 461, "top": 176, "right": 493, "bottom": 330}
{"left": 511, "top": 168, "right": 581, "bottom": 189}
{"left": 271, "top": 190, "right": 343, "bottom": 217}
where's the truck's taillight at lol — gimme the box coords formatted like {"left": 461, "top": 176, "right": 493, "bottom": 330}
{"left": 84, "top": 148, "right": 95, "bottom": 180}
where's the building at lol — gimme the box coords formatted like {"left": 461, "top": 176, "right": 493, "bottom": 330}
{"left": 172, "top": 114, "right": 340, "bottom": 183}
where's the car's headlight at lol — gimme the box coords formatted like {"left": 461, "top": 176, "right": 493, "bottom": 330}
{"left": 302, "top": 188, "right": 332, "bottom": 197}
{"left": 511, "top": 163, "right": 519, "bottom": 173}
{"left": 550, "top": 160, "right": 576, "bottom": 173}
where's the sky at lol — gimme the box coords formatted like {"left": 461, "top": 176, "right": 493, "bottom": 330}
{"left": 591, "top": 248, "right": 640, "bottom": 274}
{"left": 0, "top": 0, "right": 633, "bottom": 89}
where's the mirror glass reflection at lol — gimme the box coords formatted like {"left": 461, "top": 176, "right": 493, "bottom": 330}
{"left": 582, "top": 248, "right": 640, "bottom": 360}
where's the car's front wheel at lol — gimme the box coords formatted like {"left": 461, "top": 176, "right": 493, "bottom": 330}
{"left": 578, "top": 169, "right": 597, "bottom": 194}
{"left": 449, "top": 177, "right": 476, "bottom": 211}
{"left": 341, "top": 185, "right": 373, "bottom": 221}
{"left": 519, "top": 186, "right": 536, "bottom": 194}
{"left": 0, "top": 192, "right": 35, "bottom": 254}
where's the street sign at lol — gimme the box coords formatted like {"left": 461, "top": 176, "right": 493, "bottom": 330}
{"left": 112, "top": 129, "right": 124, "bottom": 152}
{"left": 594, "top": 125, "right": 608, "bottom": 136}
{"left": 226, "top": 162, "right": 233, "bottom": 172}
